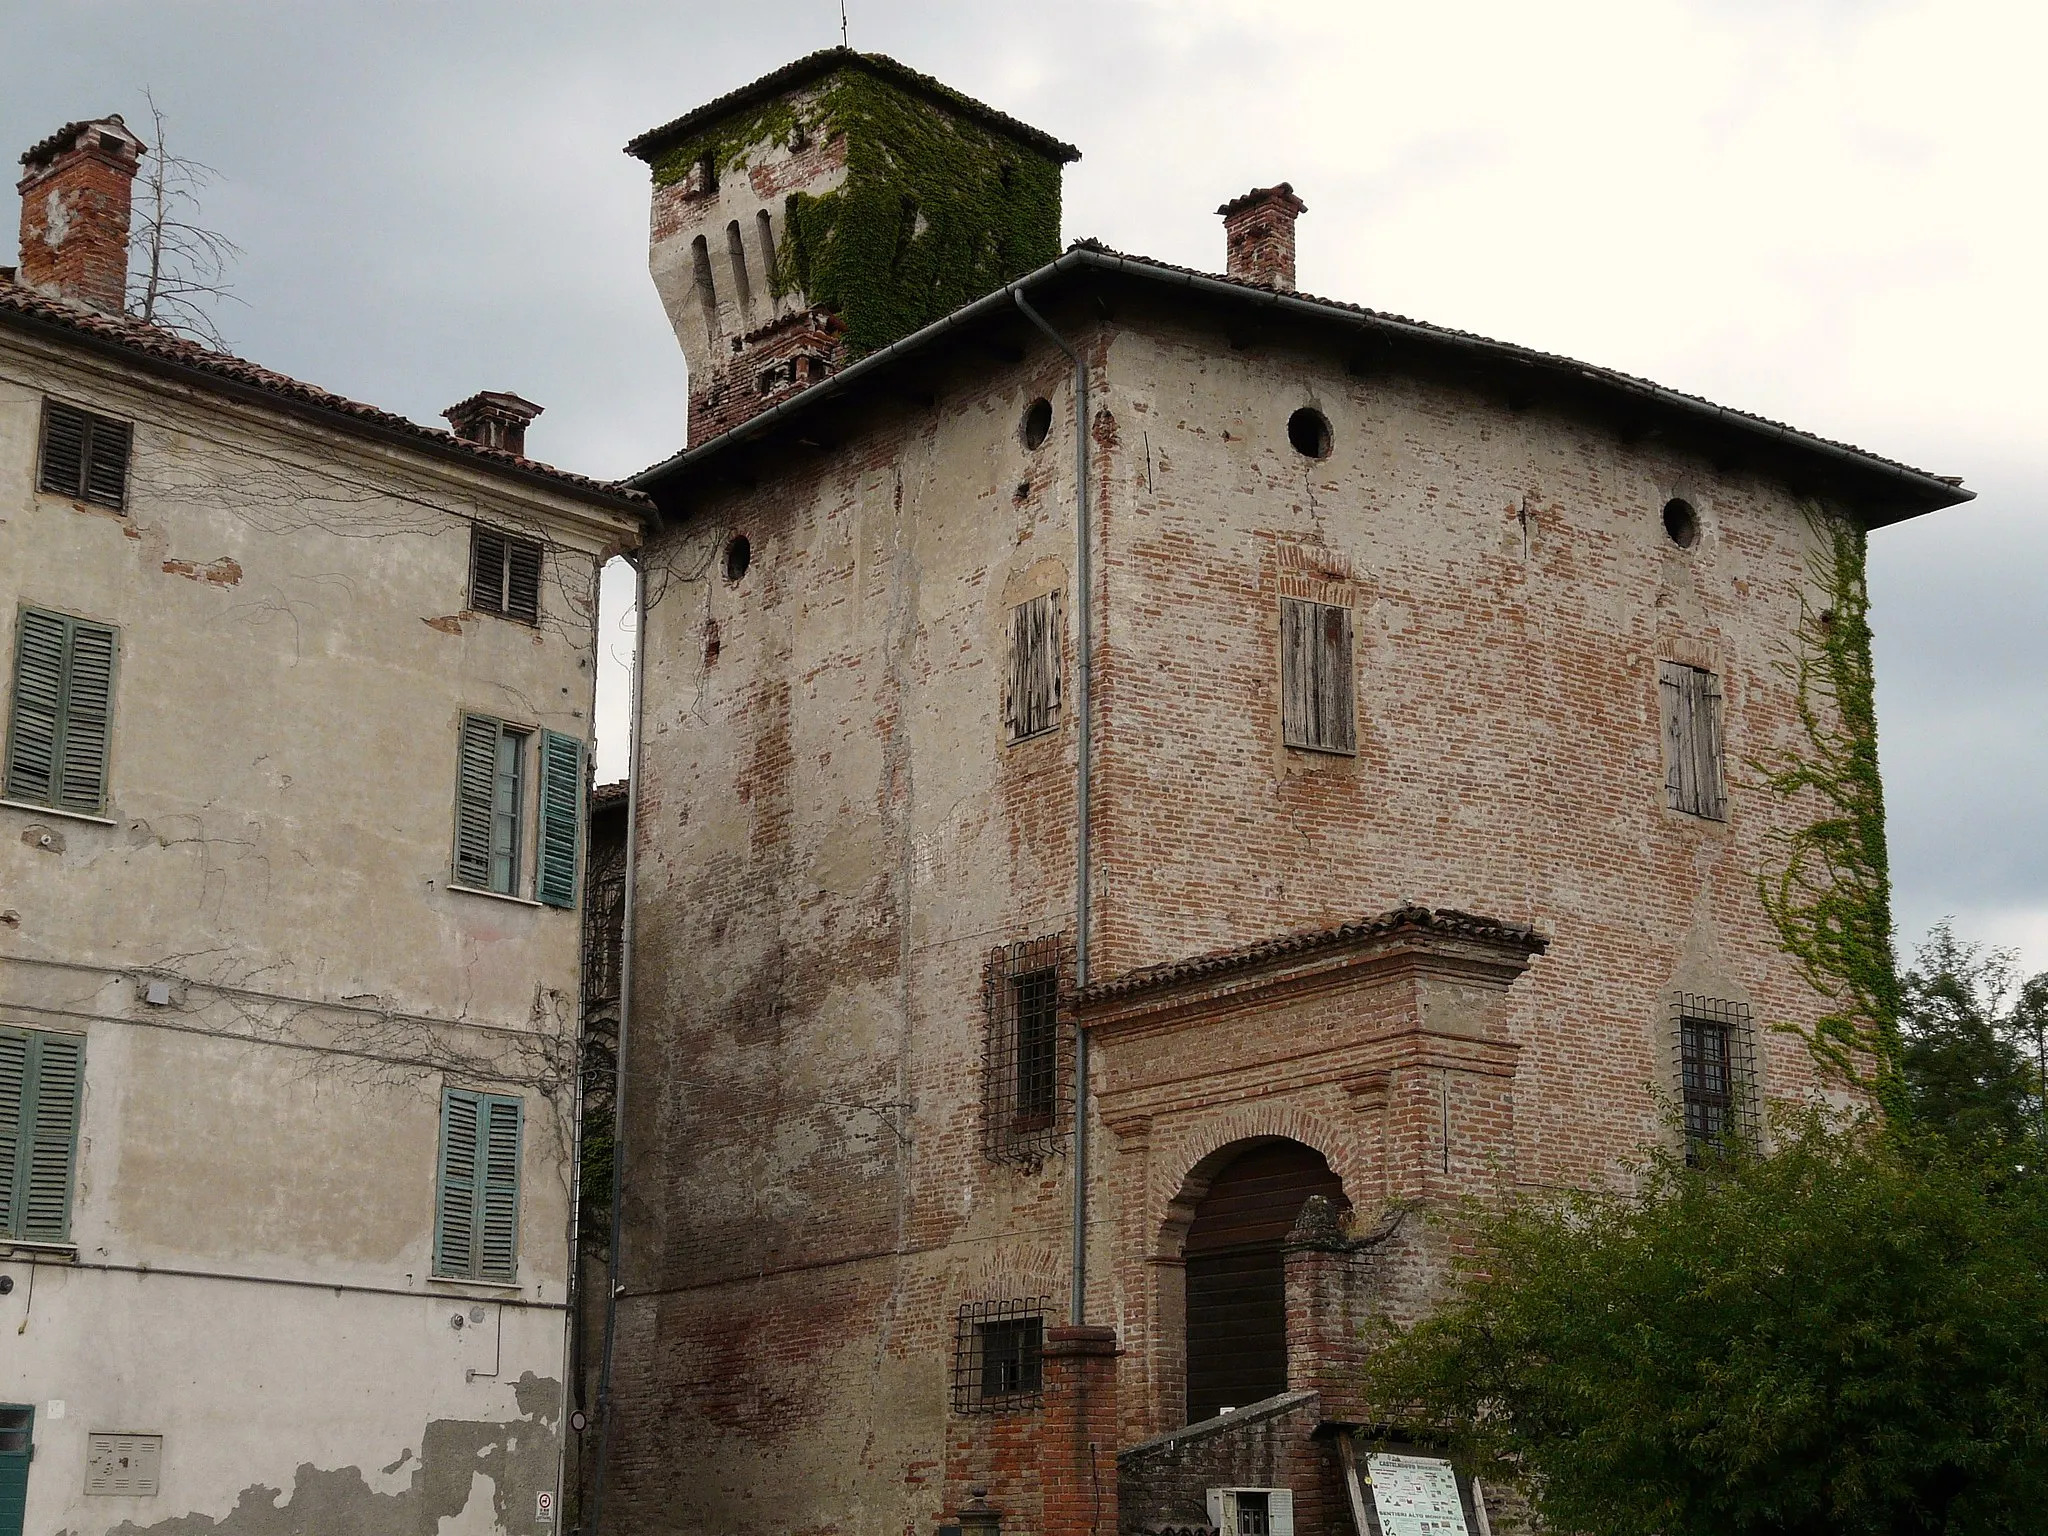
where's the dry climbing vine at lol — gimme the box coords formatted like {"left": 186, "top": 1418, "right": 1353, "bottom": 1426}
{"left": 1755, "top": 508, "right": 1907, "bottom": 1120}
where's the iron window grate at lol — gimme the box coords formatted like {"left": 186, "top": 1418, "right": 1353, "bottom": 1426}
{"left": 1674, "top": 993, "right": 1758, "bottom": 1157}
{"left": 952, "top": 1298, "right": 1047, "bottom": 1414}
{"left": 983, "top": 935, "right": 1072, "bottom": 1166}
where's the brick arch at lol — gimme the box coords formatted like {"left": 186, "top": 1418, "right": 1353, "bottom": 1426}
{"left": 1152, "top": 1101, "right": 1367, "bottom": 1261}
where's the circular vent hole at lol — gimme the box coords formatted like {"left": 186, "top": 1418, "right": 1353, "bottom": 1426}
{"left": 1662, "top": 498, "right": 1699, "bottom": 549}
{"left": 1288, "top": 407, "right": 1332, "bottom": 459}
{"left": 724, "top": 534, "right": 751, "bottom": 583}
{"left": 1022, "top": 397, "right": 1054, "bottom": 450}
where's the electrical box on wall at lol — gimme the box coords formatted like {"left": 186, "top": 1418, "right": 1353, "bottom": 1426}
{"left": 85, "top": 1433, "right": 162, "bottom": 1497}
{"left": 1207, "top": 1487, "right": 1295, "bottom": 1536}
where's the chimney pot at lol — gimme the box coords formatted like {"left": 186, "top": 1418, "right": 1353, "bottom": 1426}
{"left": 16, "top": 115, "right": 146, "bottom": 313}
{"left": 1217, "top": 182, "right": 1307, "bottom": 293}
{"left": 443, "top": 392, "right": 545, "bottom": 457}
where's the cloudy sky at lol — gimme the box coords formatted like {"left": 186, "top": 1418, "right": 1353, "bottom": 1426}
{"left": 7, "top": 0, "right": 2042, "bottom": 973}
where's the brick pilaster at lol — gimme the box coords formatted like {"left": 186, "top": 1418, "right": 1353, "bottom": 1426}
{"left": 1040, "top": 1325, "right": 1120, "bottom": 1536}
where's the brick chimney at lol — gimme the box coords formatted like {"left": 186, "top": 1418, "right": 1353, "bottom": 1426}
{"left": 1218, "top": 182, "right": 1307, "bottom": 292}
{"left": 443, "top": 392, "right": 544, "bottom": 457}
{"left": 17, "top": 116, "right": 146, "bottom": 313}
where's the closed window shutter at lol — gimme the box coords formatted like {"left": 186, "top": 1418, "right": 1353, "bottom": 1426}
{"left": 469, "top": 527, "right": 508, "bottom": 613}
{"left": 1696, "top": 669, "right": 1726, "bottom": 820}
{"left": 1659, "top": 661, "right": 1725, "bottom": 820}
{"left": 435, "top": 1088, "right": 481, "bottom": 1277}
{"left": 0, "top": 1031, "right": 26, "bottom": 1238}
{"left": 454, "top": 716, "right": 499, "bottom": 888}
{"left": 537, "top": 730, "right": 583, "bottom": 908}
{"left": 1006, "top": 592, "right": 1062, "bottom": 741}
{"left": 38, "top": 401, "right": 87, "bottom": 498}
{"left": 21, "top": 1032, "right": 83, "bottom": 1242}
{"left": 477, "top": 1095, "right": 523, "bottom": 1282}
{"left": 56, "top": 619, "right": 116, "bottom": 813}
{"left": 82, "top": 418, "right": 131, "bottom": 511}
{"left": 5, "top": 610, "right": 68, "bottom": 804}
{"left": 506, "top": 540, "right": 542, "bottom": 624}
{"left": 1317, "top": 603, "right": 1356, "bottom": 754}
{"left": 1268, "top": 1491, "right": 1295, "bottom": 1536}
{"left": 1280, "top": 598, "right": 1355, "bottom": 754}
{"left": 1660, "top": 661, "right": 1690, "bottom": 811}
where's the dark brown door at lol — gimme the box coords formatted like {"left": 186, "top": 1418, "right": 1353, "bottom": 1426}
{"left": 1184, "top": 1140, "right": 1346, "bottom": 1425}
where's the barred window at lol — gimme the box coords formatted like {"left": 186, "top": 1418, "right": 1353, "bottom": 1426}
{"left": 952, "top": 1298, "right": 1046, "bottom": 1414}
{"left": 983, "top": 935, "right": 1071, "bottom": 1165}
{"left": 1675, "top": 994, "right": 1757, "bottom": 1158}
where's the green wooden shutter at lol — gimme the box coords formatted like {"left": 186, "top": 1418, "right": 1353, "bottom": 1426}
{"left": 0, "top": 1032, "right": 25, "bottom": 1239}
{"left": 82, "top": 417, "right": 132, "bottom": 511}
{"left": 0, "top": 1404, "right": 31, "bottom": 1536}
{"left": 3, "top": 611, "right": 66, "bottom": 804}
{"left": 435, "top": 1088, "right": 481, "bottom": 1277}
{"left": 454, "top": 716, "right": 499, "bottom": 888}
{"left": 537, "top": 731, "right": 583, "bottom": 908}
{"left": 56, "top": 619, "right": 116, "bottom": 813}
{"left": 4, "top": 610, "right": 117, "bottom": 813}
{"left": 506, "top": 539, "right": 542, "bottom": 624}
{"left": 469, "top": 526, "right": 507, "bottom": 614}
{"left": 477, "top": 1095, "right": 523, "bottom": 1282}
{"left": 21, "top": 1033, "right": 82, "bottom": 1242}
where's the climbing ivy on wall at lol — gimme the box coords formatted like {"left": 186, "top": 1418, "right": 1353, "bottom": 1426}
{"left": 651, "top": 68, "right": 1064, "bottom": 361}
{"left": 1755, "top": 509, "right": 1907, "bottom": 1121}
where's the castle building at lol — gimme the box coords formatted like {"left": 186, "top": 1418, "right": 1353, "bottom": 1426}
{"left": 595, "top": 47, "right": 1969, "bottom": 1536}
{"left": 1, "top": 117, "right": 644, "bottom": 1535}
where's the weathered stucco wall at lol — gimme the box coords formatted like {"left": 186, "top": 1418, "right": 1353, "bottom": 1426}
{"left": 0, "top": 326, "right": 639, "bottom": 1535}
{"left": 611, "top": 292, "right": 1858, "bottom": 1533}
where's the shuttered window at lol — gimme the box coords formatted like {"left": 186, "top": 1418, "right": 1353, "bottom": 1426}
{"left": 0, "top": 1028, "right": 86, "bottom": 1244}
{"left": 1280, "top": 598, "right": 1355, "bottom": 754}
{"left": 1005, "top": 591, "right": 1063, "bottom": 742}
{"left": 454, "top": 715, "right": 528, "bottom": 895}
{"left": 37, "top": 399, "right": 131, "bottom": 511}
{"left": 536, "top": 730, "right": 584, "bottom": 908}
{"left": 1659, "top": 661, "right": 1726, "bottom": 819}
{"left": 5, "top": 607, "right": 118, "bottom": 814}
{"left": 434, "top": 1088, "right": 523, "bottom": 1282}
{"left": 469, "top": 524, "right": 543, "bottom": 624}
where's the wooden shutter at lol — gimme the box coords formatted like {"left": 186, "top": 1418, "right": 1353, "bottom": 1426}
{"left": 537, "top": 730, "right": 583, "bottom": 908}
{"left": 5, "top": 609, "right": 117, "bottom": 813}
{"left": 1268, "top": 1491, "right": 1295, "bottom": 1536}
{"left": 469, "top": 526, "right": 508, "bottom": 614}
{"left": 82, "top": 417, "right": 131, "bottom": 510}
{"left": 1316, "top": 603, "right": 1356, "bottom": 754}
{"left": 435, "top": 1088, "right": 481, "bottom": 1277}
{"left": 1, "top": 1029, "right": 84, "bottom": 1243}
{"left": 506, "top": 539, "right": 542, "bottom": 624}
{"left": 1660, "top": 661, "right": 1690, "bottom": 811}
{"left": 0, "top": 1031, "right": 25, "bottom": 1238}
{"left": 1695, "top": 668, "right": 1726, "bottom": 820}
{"left": 1006, "top": 592, "right": 1062, "bottom": 741}
{"left": 1660, "top": 661, "right": 1725, "bottom": 819}
{"left": 38, "top": 400, "right": 87, "bottom": 498}
{"left": 477, "top": 1094, "right": 523, "bottom": 1282}
{"left": 1280, "top": 598, "right": 1355, "bottom": 754}
{"left": 454, "top": 715, "right": 500, "bottom": 888}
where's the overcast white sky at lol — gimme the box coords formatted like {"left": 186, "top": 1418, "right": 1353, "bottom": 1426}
{"left": 7, "top": 0, "right": 2043, "bottom": 974}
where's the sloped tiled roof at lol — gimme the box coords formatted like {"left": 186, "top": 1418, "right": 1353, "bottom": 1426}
{"left": 0, "top": 276, "right": 648, "bottom": 513}
{"left": 625, "top": 48, "right": 1081, "bottom": 165}
{"left": 1077, "top": 906, "right": 1549, "bottom": 1006}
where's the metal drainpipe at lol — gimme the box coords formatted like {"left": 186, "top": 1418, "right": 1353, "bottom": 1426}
{"left": 1014, "top": 287, "right": 1092, "bottom": 1328}
{"left": 586, "top": 548, "right": 649, "bottom": 1534}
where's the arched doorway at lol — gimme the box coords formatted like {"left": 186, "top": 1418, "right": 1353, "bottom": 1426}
{"left": 1183, "top": 1139, "right": 1347, "bottom": 1424}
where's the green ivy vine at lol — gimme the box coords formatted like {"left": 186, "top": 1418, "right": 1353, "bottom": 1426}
{"left": 1755, "top": 509, "right": 1907, "bottom": 1121}
{"left": 651, "top": 67, "right": 1063, "bottom": 362}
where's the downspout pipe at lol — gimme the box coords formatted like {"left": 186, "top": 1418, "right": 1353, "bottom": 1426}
{"left": 1014, "top": 286, "right": 1092, "bottom": 1328}
{"left": 586, "top": 548, "right": 649, "bottom": 1534}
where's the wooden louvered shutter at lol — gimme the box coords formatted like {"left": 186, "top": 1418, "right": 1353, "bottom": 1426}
{"left": 82, "top": 417, "right": 131, "bottom": 510}
{"left": 20, "top": 1032, "right": 83, "bottom": 1242}
{"left": 454, "top": 715, "right": 499, "bottom": 888}
{"left": 469, "top": 526, "right": 507, "bottom": 614}
{"left": 57, "top": 619, "right": 116, "bottom": 813}
{"left": 5, "top": 610, "right": 68, "bottom": 805}
{"left": 537, "top": 731, "right": 583, "bottom": 908}
{"left": 0, "top": 1031, "right": 26, "bottom": 1238}
{"left": 435, "top": 1088, "right": 481, "bottom": 1277}
{"left": 477, "top": 1094, "right": 523, "bottom": 1282}
{"left": 505, "top": 539, "right": 542, "bottom": 624}
{"left": 38, "top": 400, "right": 87, "bottom": 499}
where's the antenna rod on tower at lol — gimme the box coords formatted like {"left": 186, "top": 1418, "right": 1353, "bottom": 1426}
{"left": 840, "top": 1, "right": 849, "bottom": 47}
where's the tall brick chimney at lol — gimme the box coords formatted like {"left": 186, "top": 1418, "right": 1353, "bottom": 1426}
{"left": 1218, "top": 182, "right": 1307, "bottom": 292}
{"left": 443, "top": 392, "right": 544, "bottom": 457}
{"left": 17, "top": 116, "right": 145, "bottom": 313}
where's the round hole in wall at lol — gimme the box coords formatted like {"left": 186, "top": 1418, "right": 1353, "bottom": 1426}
{"left": 1287, "top": 406, "right": 1333, "bottom": 460}
{"left": 723, "top": 534, "right": 751, "bottom": 583}
{"left": 1662, "top": 498, "right": 1700, "bottom": 549}
{"left": 1022, "top": 397, "right": 1054, "bottom": 450}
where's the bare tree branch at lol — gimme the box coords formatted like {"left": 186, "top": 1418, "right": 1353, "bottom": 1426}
{"left": 130, "top": 90, "right": 245, "bottom": 350}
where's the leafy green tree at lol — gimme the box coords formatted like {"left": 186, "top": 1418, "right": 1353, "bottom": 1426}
{"left": 1899, "top": 922, "right": 2039, "bottom": 1153}
{"left": 1359, "top": 1118, "right": 2048, "bottom": 1536}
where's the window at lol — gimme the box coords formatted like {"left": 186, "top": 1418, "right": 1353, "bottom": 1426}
{"left": 1210, "top": 1490, "right": 1295, "bottom": 1536}
{"left": 983, "top": 936, "right": 1070, "bottom": 1165}
{"left": 1659, "top": 661, "right": 1725, "bottom": 819}
{"left": 1005, "top": 591, "right": 1063, "bottom": 743}
{"left": 454, "top": 715, "right": 528, "bottom": 895}
{"left": 1279, "top": 598, "right": 1354, "bottom": 754}
{"left": 468, "top": 525, "right": 542, "bottom": 624}
{"left": 0, "top": 1027, "right": 86, "bottom": 1244}
{"left": 38, "top": 399, "right": 131, "bottom": 511}
{"left": 5, "top": 607, "right": 117, "bottom": 814}
{"left": 1675, "top": 994, "right": 1756, "bottom": 1159}
{"left": 952, "top": 1298, "right": 1046, "bottom": 1413}
{"left": 434, "top": 1088, "right": 523, "bottom": 1282}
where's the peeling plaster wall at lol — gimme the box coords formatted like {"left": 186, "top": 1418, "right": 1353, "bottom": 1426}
{"left": 0, "top": 328, "right": 640, "bottom": 1535}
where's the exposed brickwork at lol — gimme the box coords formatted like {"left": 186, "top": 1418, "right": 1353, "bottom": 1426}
{"left": 16, "top": 116, "right": 143, "bottom": 313}
{"left": 689, "top": 306, "right": 847, "bottom": 442}
{"left": 1117, "top": 1392, "right": 1338, "bottom": 1536}
{"left": 1042, "top": 1326, "right": 1122, "bottom": 1536}
{"left": 1216, "top": 184, "right": 1306, "bottom": 293}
